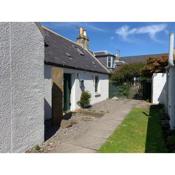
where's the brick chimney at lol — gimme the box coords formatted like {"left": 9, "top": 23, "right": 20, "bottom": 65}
{"left": 76, "top": 27, "right": 89, "bottom": 50}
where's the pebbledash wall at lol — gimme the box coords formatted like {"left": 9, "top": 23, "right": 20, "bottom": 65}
{"left": 167, "top": 67, "right": 175, "bottom": 129}
{"left": 152, "top": 69, "right": 175, "bottom": 129}
{"left": 44, "top": 65, "right": 109, "bottom": 120}
{"left": 0, "top": 23, "right": 44, "bottom": 152}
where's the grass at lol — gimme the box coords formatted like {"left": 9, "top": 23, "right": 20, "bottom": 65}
{"left": 98, "top": 106, "right": 168, "bottom": 153}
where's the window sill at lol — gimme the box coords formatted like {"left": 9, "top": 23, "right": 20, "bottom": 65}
{"left": 95, "top": 93, "right": 101, "bottom": 97}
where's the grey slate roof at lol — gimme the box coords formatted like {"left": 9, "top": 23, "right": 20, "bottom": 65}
{"left": 121, "top": 53, "right": 168, "bottom": 64}
{"left": 42, "top": 27, "right": 109, "bottom": 74}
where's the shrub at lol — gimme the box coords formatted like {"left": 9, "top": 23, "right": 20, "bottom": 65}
{"left": 111, "top": 63, "right": 145, "bottom": 84}
{"left": 142, "top": 56, "right": 168, "bottom": 77}
{"left": 78, "top": 91, "right": 91, "bottom": 108}
{"left": 118, "top": 84, "right": 130, "bottom": 97}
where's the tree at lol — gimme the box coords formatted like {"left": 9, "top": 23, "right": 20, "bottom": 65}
{"left": 142, "top": 56, "right": 168, "bottom": 77}
{"left": 111, "top": 63, "right": 145, "bottom": 84}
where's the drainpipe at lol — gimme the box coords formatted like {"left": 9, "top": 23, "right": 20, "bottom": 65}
{"left": 168, "top": 33, "right": 174, "bottom": 67}
{"left": 167, "top": 33, "right": 175, "bottom": 129}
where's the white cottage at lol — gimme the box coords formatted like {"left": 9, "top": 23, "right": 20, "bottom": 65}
{"left": 43, "top": 26, "right": 110, "bottom": 124}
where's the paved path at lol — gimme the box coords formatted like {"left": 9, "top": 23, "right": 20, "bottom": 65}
{"left": 36, "top": 99, "right": 148, "bottom": 153}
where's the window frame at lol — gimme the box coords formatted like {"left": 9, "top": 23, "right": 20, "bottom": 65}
{"left": 94, "top": 75, "right": 101, "bottom": 97}
{"left": 107, "top": 56, "right": 114, "bottom": 68}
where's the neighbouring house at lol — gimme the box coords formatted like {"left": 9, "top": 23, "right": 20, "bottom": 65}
{"left": 0, "top": 22, "right": 44, "bottom": 153}
{"left": 94, "top": 51, "right": 121, "bottom": 72}
{"left": 43, "top": 26, "right": 110, "bottom": 124}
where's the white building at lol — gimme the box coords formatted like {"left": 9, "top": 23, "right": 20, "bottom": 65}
{"left": 43, "top": 26, "right": 110, "bottom": 123}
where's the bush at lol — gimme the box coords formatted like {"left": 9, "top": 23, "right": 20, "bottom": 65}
{"left": 118, "top": 84, "right": 130, "bottom": 97}
{"left": 78, "top": 91, "right": 91, "bottom": 108}
{"left": 111, "top": 63, "right": 145, "bottom": 84}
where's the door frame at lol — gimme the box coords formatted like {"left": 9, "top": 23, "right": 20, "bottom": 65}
{"left": 63, "top": 73, "right": 72, "bottom": 112}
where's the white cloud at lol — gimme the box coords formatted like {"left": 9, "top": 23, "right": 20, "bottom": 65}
{"left": 115, "top": 24, "right": 168, "bottom": 42}
{"left": 43, "top": 22, "right": 105, "bottom": 32}
{"left": 83, "top": 23, "right": 105, "bottom": 32}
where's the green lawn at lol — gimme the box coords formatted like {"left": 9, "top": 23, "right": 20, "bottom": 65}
{"left": 98, "top": 106, "right": 168, "bottom": 153}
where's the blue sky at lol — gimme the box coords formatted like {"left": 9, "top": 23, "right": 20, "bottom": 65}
{"left": 42, "top": 22, "right": 175, "bottom": 56}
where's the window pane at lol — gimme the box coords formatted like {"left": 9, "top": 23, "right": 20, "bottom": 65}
{"left": 95, "top": 76, "right": 99, "bottom": 92}
{"left": 107, "top": 56, "right": 112, "bottom": 68}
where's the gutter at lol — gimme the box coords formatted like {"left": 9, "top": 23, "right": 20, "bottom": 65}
{"left": 45, "top": 61, "right": 110, "bottom": 75}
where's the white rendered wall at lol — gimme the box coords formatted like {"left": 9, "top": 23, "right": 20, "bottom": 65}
{"left": 167, "top": 67, "right": 175, "bottom": 129}
{"left": 44, "top": 65, "right": 52, "bottom": 120}
{"left": 152, "top": 73, "right": 167, "bottom": 105}
{"left": 44, "top": 65, "right": 109, "bottom": 120}
{"left": 0, "top": 23, "right": 12, "bottom": 152}
{"left": 64, "top": 68, "right": 109, "bottom": 111}
{"left": 0, "top": 23, "right": 44, "bottom": 152}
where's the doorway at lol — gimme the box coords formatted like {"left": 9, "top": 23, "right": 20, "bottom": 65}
{"left": 63, "top": 73, "right": 72, "bottom": 111}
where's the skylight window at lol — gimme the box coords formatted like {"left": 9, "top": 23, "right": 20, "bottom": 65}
{"left": 77, "top": 48, "right": 85, "bottom": 56}
{"left": 72, "top": 44, "right": 78, "bottom": 49}
{"left": 65, "top": 52, "right": 73, "bottom": 60}
{"left": 65, "top": 52, "right": 71, "bottom": 57}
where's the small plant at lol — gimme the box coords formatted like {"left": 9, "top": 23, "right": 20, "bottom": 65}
{"left": 34, "top": 145, "right": 41, "bottom": 152}
{"left": 78, "top": 91, "right": 91, "bottom": 108}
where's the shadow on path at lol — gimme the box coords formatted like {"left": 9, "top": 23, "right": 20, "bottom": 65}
{"left": 145, "top": 105, "right": 168, "bottom": 153}
{"left": 44, "top": 112, "right": 73, "bottom": 141}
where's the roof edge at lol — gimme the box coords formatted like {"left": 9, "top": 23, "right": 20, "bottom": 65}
{"left": 121, "top": 53, "right": 168, "bottom": 58}
{"left": 45, "top": 61, "right": 110, "bottom": 75}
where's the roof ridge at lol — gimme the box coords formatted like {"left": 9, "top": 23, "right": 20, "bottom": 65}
{"left": 94, "top": 50, "right": 108, "bottom": 53}
{"left": 121, "top": 53, "right": 168, "bottom": 58}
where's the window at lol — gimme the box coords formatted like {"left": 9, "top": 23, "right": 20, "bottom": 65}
{"left": 95, "top": 75, "right": 99, "bottom": 93}
{"left": 80, "top": 80, "right": 85, "bottom": 92}
{"left": 107, "top": 56, "right": 114, "bottom": 68}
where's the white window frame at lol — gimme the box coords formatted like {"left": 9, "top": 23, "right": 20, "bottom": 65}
{"left": 94, "top": 75, "right": 101, "bottom": 97}
{"left": 107, "top": 56, "right": 114, "bottom": 68}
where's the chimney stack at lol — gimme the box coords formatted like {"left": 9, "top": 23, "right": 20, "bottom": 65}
{"left": 76, "top": 27, "right": 89, "bottom": 50}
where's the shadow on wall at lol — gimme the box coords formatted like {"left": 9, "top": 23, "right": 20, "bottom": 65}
{"left": 145, "top": 105, "right": 168, "bottom": 153}
{"left": 44, "top": 99, "right": 51, "bottom": 120}
{"left": 44, "top": 99, "right": 59, "bottom": 141}
{"left": 44, "top": 82, "right": 63, "bottom": 141}
{"left": 158, "top": 78, "right": 167, "bottom": 105}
